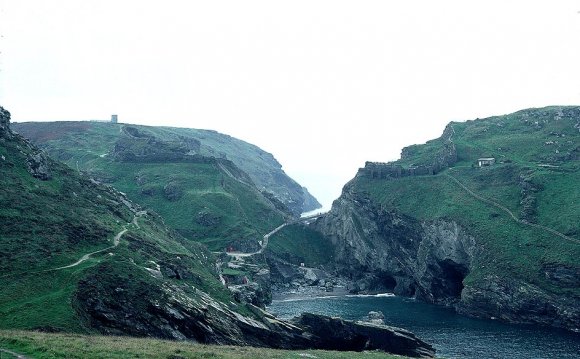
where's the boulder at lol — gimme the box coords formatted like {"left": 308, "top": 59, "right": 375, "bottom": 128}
{"left": 26, "top": 151, "right": 52, "bottom": 180}
{"left": 0, "top": 107, "right": 11, "bottom": 137}
{"left": 366, "top": 311, "right": 385, "bottom": 325}
{"left": 302, "top": 268, "right": 319, "bottom": 285}
{"left": 163, "top": 181, "right": 183, "bottom": 201}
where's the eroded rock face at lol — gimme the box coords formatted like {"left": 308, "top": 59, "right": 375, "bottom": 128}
{"left": 315, "top": 185, "right": 476, "bottom": 306}
{"left": 1, "top": 106, "right": 52, "bottom": 180}
{"left": 458, "top": 275, "right": 580, "bottom": 330}
{"left": 26, "top": 151, "right": 52, "bottom": 181}
{"left": 314, "top": 182, "right": 580, "bottom": 330}
{"left": 75, "top": 262, "right": 435, "bottom": 355}
{"left": 292, "top": 313, "right": 435, "bottom": 358}
{"left": 0, "top": 107, "right": 11, "bottom": 138}
{"left": 75, "top": 262, "right": 310, "bottom": 348}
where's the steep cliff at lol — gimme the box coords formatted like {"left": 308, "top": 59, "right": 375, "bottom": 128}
{"left": 315, "top": 106, "right": 580, "bottom": 331}
{"left": 315, "top": 184, "right": 478, "bottom": 305}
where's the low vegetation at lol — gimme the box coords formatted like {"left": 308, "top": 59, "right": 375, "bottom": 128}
{"left": 0, "top": 331, "right": 408, "bottom": 359}
{"left": 12, "top": 121, "right": 296, "bottom": 251}
{"left": 0, "top": 113, "right": 246, "bottom": 333}
{"left": 267, "top": 224, "right": 335, "bottom": 267}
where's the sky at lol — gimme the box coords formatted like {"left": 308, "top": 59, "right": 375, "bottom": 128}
{"left": 1, "top": 1, "right": 579, "bottom": 209}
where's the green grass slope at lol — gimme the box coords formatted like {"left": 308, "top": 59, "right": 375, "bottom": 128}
{"left": 13, "top": 121, "right": 320, "bottom": 215}
{"left": 0, "top": 330, "right": 407, "bottom": 359}
{"left": 1, "top": 108, "right": 435, "bottom": 355}
{"left": 11, "top": 122, "right": 297, "bottom": 251}
{"left": 0, "top": 108, "right": 242, "bottom": 332}
{"left": 267, "top": 224, "right": 335, "bottom": 268}
{"left": 353, "top": 106, "right": 579, "bottom": 297}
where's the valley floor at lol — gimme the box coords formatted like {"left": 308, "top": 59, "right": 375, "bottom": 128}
{"left": 0, "top": 331, "right": 409, "bottom": 359}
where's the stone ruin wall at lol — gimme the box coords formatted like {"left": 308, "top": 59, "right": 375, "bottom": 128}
{"left": 359, "top": 125, "right": 457, "bottom": 180}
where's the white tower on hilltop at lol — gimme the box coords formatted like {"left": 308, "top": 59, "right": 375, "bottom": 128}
{"left": 111, "top": 114, "right": 118, "bottom": 124}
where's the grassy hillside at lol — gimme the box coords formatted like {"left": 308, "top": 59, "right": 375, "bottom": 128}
{"left": 0, "top": 108, "right": 245, "bottom": 333}
{"left": 0, "top": 330, "right": 407, "bottom": 359}
{"left": 267, "top": 224, "right": 335, "bottom": 267}
{"left": 353, "top": 106, "right": 579, "bottom": 296}
{"left": 11, "top": 122, "right": 297, "bottom": 251}
{"left": 13, "top": 121, "right": 320, "bottom": 215}
{"left": 1, "top": 106, "right": 426, "bottom": 356}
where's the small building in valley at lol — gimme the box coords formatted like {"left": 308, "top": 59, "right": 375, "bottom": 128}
{"left": 477, "top": 157, "right": 496, "bottom": 167}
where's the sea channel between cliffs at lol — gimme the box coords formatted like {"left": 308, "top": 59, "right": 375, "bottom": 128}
{"left": 268, "top": 292, "right": 580, "bottom": 359}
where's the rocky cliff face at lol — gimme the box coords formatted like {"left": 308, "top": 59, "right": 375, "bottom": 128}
{"left": 315, "top": 183, "right": 477, "bottom": 306}
{"left": 457, "top": 275, "right": 580, "bottom": 330}
{"left": 77, "top": 264, "right": 435, "bottom": 357}
{"left": 0, "top": 107, "right": 11, "bottom": 137}
{"left": 0, "top": 107, "right": 52, "bottom": 180}
{"left": 314, "top": 107, "right": 580, "bottom": 331}
{"left": 314, "top": 181, "right": 579, "bottom": 330}
{"left": 75, "top": 261, "right": 310, "bottom": 348}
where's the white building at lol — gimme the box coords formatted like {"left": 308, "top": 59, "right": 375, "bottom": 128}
{"left": 477, "top": 158, "right": 496, "bottom": 167}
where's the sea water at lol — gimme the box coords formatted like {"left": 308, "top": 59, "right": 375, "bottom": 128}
{"left": 267, "top": 294, "right": 580, "bottom": 359}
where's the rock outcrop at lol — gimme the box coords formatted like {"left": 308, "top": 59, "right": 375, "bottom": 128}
{"left": 76, "top": 261, "right": 435, "bottom": 355}
{"left": 1, "top": 107, "right": 52, "bottom": 180}
{"left": 292, "top": 313, "right": 435, "bottom": 358}
{"left": 0, "top": 107, "right": 12, "bottom": 138}
{"left": 26, "top": 150, "right": 52, "bottom": 180}
{"left": 364, "top": 311, "right": 386, "bottom": 325}
{"left": 457, "top": 275, "right": 580, "bottom": 330}
{"left": 76, "top": 263, "right": 310, "bottom": 348}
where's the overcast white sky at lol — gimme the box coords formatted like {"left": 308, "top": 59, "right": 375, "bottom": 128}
{"left": 1, "top": 1, "right": 579, "bottom": 208}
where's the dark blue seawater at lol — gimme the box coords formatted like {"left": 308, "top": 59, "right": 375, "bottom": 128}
{"left": 267, "top": 294, "right": 580, "bottom": 359}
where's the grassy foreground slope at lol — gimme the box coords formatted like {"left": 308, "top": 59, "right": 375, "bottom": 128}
{"left": 12, "top": 122, "right": 296, "bottom": 251}
{"left": 356, "top": 106, "right": 579, "bottom": 294}
{"left": 0, "top": 331, "right": 408, "bottom": 359}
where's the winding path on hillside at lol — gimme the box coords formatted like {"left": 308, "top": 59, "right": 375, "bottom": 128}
{"left": 224, "top": 214, "right": 325, "bottom": 258}
{"left": 445, "top": 173, "right": 579, "bottom": 244}
{"left": 49, "top": 228, "right": 129, "bottom": 271}
{"left": 47, "top": 211, "right": 146, "bottom": 272}
{"left": 0, "top": 211, "right": 146, "bottom": 279}
{"left": 446, "top": 123, "right": 578, "bottom": 244}
{"left": 0, "top": 348, "right": 29, "bottom": 359}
